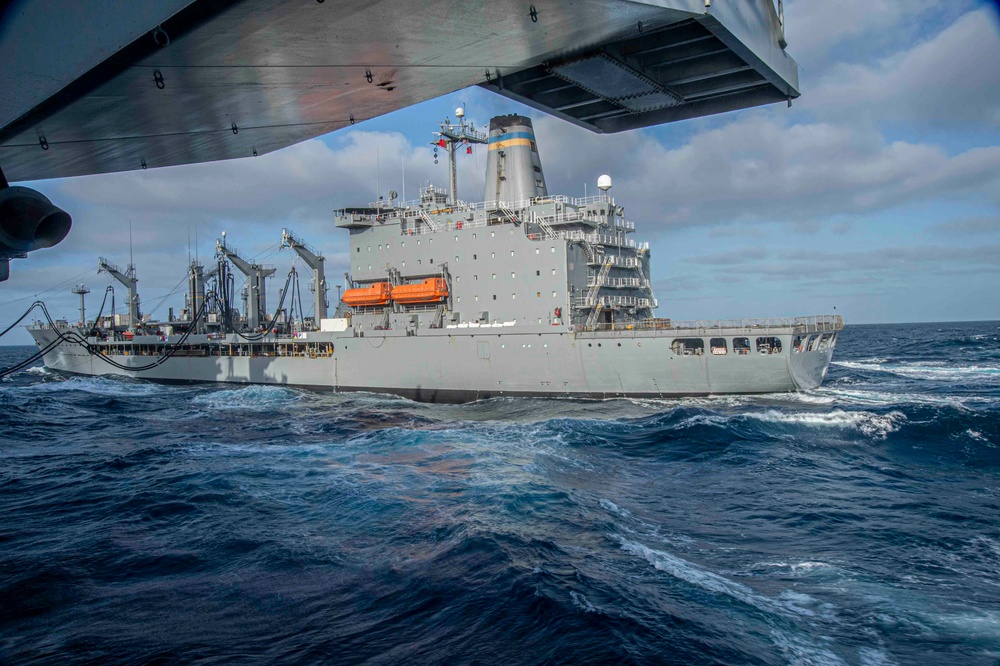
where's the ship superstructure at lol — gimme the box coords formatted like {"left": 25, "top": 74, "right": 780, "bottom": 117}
{"left": 26, "top": 112, "right": 842, "bottom": 401}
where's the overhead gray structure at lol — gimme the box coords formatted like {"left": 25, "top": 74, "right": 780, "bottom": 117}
{"left": 0, "top": 0, "right": 797, "bottom": 183}
{"left": 280, "top": 228, "right": 327, "bottom": 325}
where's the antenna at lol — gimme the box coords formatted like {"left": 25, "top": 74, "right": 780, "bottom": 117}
{"left": 376, "top": 145, "right": 381, "bottom": 210}
{"left": 129, "top": 220, "right": 134, "bottom": 270}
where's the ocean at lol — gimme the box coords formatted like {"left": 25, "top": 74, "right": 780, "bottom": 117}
{"left": 1, "top": 321, "right": 998, "bottom": 664}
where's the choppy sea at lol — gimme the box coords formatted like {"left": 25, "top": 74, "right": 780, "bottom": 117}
{"left": 1, "top": 321, "right": 999, "bottom": 665}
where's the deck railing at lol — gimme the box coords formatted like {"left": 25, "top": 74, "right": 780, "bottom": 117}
{"left": 577, "top": 314, "right": 844, "bottom": 335}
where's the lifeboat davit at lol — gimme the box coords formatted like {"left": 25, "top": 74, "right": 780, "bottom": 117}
{"left": 391, "top": 278, "right": 449, "bottom": 304}
{"left": 341, "top": 282, "right": 391, "bottom": 307}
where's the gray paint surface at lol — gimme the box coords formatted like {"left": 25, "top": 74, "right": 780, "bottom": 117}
{"left": 2, "top": 0, "right": 798, "bottom": 181}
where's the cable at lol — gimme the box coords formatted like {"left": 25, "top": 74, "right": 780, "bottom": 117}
{"left": 144, "top": 274, "right": 189, "bottom": 318}
{"left": 0, "top": 295, "right": 208, "bottom": 379}
{"left": 0, "top": 301, "right": 45, "bottom": 340}
{"left": 0, "top": 266, "right": 99, "bottom": 308}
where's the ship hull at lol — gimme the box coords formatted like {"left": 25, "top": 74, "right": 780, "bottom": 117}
{"left": 27, "top": 326, "right": 835, "bottom": 402}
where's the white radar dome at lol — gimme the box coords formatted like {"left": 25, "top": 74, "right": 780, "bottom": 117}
{"left": 597, "top": 175, "right": 613, "bottom": 191}
{"left": 455, "top": 107, "right": 465, "bottom": 118}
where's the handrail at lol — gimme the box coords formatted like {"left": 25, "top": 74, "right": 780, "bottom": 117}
{"left": 578, "top": 315, "right": 844, "bottom": 334}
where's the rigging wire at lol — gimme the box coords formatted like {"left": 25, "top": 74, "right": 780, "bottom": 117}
{"left": 0, "top": 297, "right": 211, "bottom": 379}
{"left": 0, "top": 266, "right": 100, "bottom": 309}
{"left": 144, "top": 274, "right": 189, "bottom": 318}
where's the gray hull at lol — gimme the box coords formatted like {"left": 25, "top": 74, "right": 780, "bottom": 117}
{"left": 28, "top": 325, "right": 835, "bottom": 402}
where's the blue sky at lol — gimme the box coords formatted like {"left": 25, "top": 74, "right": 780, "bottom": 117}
{"left": 2, "top": 0, "right": 999, "bottom": 344}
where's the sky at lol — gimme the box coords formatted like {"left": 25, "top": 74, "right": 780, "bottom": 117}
{"left": 3, "top": 0, "right": 999, "bottom": 345}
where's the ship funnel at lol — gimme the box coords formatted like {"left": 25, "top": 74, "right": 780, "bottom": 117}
{"left": 484, "top": 115, "right": 547, "bottom": 205}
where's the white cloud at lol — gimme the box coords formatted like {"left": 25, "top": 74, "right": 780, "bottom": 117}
{"left": 803, "top": 8, "right": 1000, "bottom": 127}
{"left": 783, "top": 0, "right": 977, "bottom": 72}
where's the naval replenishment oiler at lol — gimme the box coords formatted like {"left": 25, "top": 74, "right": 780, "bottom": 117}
{"left": 26, "top": 112, "right": 842, "bottom": 402}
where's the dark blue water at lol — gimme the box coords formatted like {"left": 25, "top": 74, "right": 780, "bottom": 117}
{"left": 2, "top": 322, "right": 999, "bottom": 664}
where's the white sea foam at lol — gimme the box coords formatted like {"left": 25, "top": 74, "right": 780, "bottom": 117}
{"left": 569, "top": 590, "right": 599, "bottom": 614}
{"left": 747, "top": 409, "right": 906, "bottom": 439}
{"left": 192, "top": 385, "right": 301, "bottom": 410}
{"left": 857, "top": 647, "right": 898, "bottom": 666}
{"left": 14, "top": 375, "right": 163, "bottom": 397}
{"left": 770, "top": 629, "right": 849, "bottom": 666}
{"left": 617, "top": 536, "right": 782, "bottom": 614}
{"left": 22, "top": 366, "right": 49, "bottom": 376}
{"left": 833, "top": 360, "right": 1000, "bottom": 383}
{"left": 965, "top": 429, "right": 994, "bottom": 446}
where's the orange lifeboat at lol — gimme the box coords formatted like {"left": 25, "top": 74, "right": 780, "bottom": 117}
{"left": 390, "top": 278, "right": 449, "bottom": 305}
{"left": 341, "top": 282, "right": 391, "bottom": 307}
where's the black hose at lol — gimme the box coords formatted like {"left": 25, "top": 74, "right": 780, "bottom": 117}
{"left": 0, "top": 298, "right": 210, "bottom": 378}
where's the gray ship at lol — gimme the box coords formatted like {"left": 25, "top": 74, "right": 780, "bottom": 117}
{"left": 27, "top": 112, "right": 842, "bottom": 402}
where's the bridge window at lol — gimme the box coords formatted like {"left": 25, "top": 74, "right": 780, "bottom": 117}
{"left": 710, "top": 338, "right": 727, "bottom": 355}
{"left": 817, "top": 333, "right": 833, "bottom": 350}
{"left": 733, "top": 337, "right": 751, "bottom": 355}
{"left": 793, "top": 335, "right": 806, "bottom": 353}
{"left": 511, "top": 250, "right": 515, "bottom": 257}
{"left": 806, "top": 335, "right": 819, "bottom": 352}
{"left": 367, "top": 246, "right": 371, "bottom": 251}
{"left": 552, "top": 291, "right": 557, "bottom": 298}
{"left": 536, "top": 292, "right": 541, "bottom": 298}
{"left": 473, "top": 254, "right": 477, "bottom": 260}
{"left": 671, "top": 338, "right": 704, "bottom": 356}
{"left": 511, "top": 272, "right": 516, "bottom": 278}
{"left": 356, "top": 247, "right": 360, "bottom": 253}
{"left": 551, "top": 268, "right": 556, "bottom": 275}
{"left": 512, "top": 293, "right": 517, "bottom": 300}
{"left": 757, "top": 337, "right": 782, "bottom": 354}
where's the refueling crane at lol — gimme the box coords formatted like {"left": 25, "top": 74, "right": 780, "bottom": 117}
{"left": 280, "top": 228, "right": 327, "bottom": 327}
{"left": 98, "top": 256, "right": 140, "bottom": 331}
{"left": 215, "top": 234, "right": 275, "bottom": 330}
